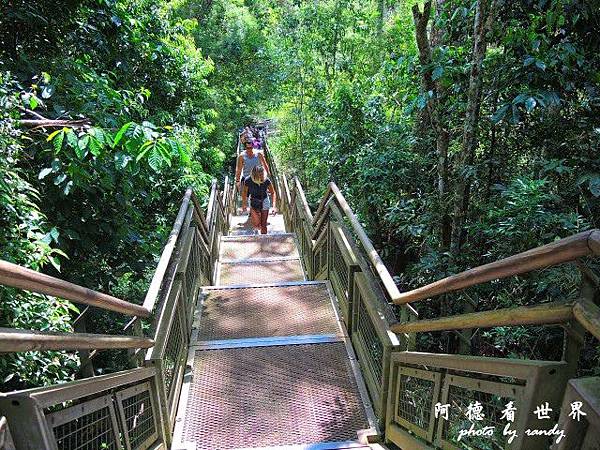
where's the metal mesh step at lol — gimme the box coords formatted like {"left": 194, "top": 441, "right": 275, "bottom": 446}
{"left": 221, "top": 235, "right": 298, "bottom": 260}
{"left": 181, "top": 343, "right": 369, "bottom": 449}
{"left": 196, "top": 284, "right": 340, "bottom": 341}
{"left": 218, "top": 260, "right": 304, "bottom": 286}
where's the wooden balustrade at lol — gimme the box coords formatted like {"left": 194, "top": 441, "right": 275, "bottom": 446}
{"left": 2, "top": 129, "right": 599, "bottom": 450}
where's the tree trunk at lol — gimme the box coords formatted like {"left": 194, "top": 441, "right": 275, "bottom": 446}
{"left": 450, "top": 0, "right": 495, "bottom": 257}
{"left": 449, "top": 0, "right": 496, "bottom": 354}
{"left": 378, "top": 0, "right": 385, "bottom": 35}
{"left": 412, "top": 1, "right": 451, "bottom": 251}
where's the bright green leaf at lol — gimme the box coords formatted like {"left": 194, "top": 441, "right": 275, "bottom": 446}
{"left": 113, "top": 122, "right": 133, "bottom": 147}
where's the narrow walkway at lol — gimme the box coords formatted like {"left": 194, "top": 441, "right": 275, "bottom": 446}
{"left": 172, "top": 215, "right": 378, "bottom": 450}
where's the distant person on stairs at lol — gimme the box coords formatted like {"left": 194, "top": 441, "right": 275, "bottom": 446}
{"left": 235, "top": 139, "right": 269, "bottom": 191}
{"left": 242, "top": 165, "right": 277, "bottom": 235}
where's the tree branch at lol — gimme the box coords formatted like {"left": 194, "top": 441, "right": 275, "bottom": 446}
{"left": 17, "top": 108, "right": 91, "bottom": 130}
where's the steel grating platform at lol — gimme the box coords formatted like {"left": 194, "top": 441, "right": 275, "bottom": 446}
{"left": 218, "top": 259, "right": 305, "bottom": 286}
{"left": 178, "top": 343, "right": 370, "bottom": 450}
{"left": 221, "top": 235, "right": 299, "bottom": 260}
{"left": 172, "top": 220, "right": 378, "bottom": 450}
{"left": 195, "top": 283, "right": 341, "bottom": 342}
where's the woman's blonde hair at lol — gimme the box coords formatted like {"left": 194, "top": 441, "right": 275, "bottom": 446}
{"left": 250, "top": 165, "right": 266, "bottom": 184}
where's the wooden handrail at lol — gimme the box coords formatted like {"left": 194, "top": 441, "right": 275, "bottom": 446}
{"left": 0, "top": 328, "right": 153, "bottom": 352}
{"left": 326, "top": 183, "right": 406, "bottom": 306}
{"left": 11, "top": 367, "right": 157, "bottom": 407}
{"left": 394, "top": 229, "right": 600, "bottom": 305}
{"left": 293, "top": 177, "right": 314, "bottom": 223}
{"left": 0, "top": 260, "right": 150, "bottom": 318}
{"left": 312, "top": 184, "right": 333, "bottom": 226}
{"left": 142, "top": 188, "right": 193, "bottom": 313}
{"left": 390, "top": 301, "right": 574, "bottom": 333}
{"left": 205, "top": 179, "right": 218, "bottom": 229}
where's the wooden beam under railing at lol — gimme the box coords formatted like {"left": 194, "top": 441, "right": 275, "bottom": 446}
{"left": 573, "top": 298, "right": 600, "bottom": 341}
{"left": 0, "top": 328, "right": 153, "bottom": 352}
{"left": 0, "top": 260, "right": 150, "bottom": 318}
{"left": 390, "top": 301, "right": 574, "bottom": 333}
{"left": 394, "top": 229, "right": 600, "bottom": 305}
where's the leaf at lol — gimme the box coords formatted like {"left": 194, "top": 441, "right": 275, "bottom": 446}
{"left": 63, "top": 180, "right": 73, "bottom": 195}
{"left": 38, "top": 167, "right": 53, "bottom": 179}
{"left": 432, "top": 66, "right": 444, "bottom": 81}
{"left": 53, "top": 131, "right": 65, "bottom": 153}
{"left": 525, "top": 97, "right": 537, "bottom": 112}
{"left": 88, "top": 137, "right": 102, "bottom": 156}
{"left": 67, "top": 302, "right": 80, "bottom": 314}
{"left": 54, "top": 174, "right": 67, "bottom": 185}
{"left": 48, "top": 255, "right": 61, "bottom": 272}
{"left": 136, "top": 141, "right": 153, "bottom": 162}
{"left": 492, "top": 104, "right": 510, "bottom": 123}
{"left": 175, "top": 141, "right": 191, "bottom": 164}
{"left": 74, "top": 135, "right": 90, "bottom": 159}
{"left": 46, "top": 129, "right": 62, "bottom": 142}
{"left": 535, "top": 60, "right": 546, "bottom": 71}
{"left": 41, "top": 85, "right": 55, "bottom": 99}
{"left": 589, "top": 177, "right": 600, "bottom": 197}
{"left": 148, "top": 146, "right": 162, "bottom": 171}
{"left": 113, "top": 122, "right": 133, "bottom": 147}
{"left": 156, "top": 141, "right": 171, "bottom": 166}
{"left": 29, "top": 95, "right": 39, "bottom": 110}
{"left": 66, "top": 129, "right": 78, "bottom": 149}
{"left": 78, "top": 135, "right": 90, "bottom": 152}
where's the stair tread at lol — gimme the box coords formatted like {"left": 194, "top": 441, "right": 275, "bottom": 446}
{"left": 194, "top": 283, "right": 340, "bottom": 342}
{"left": 218, "top": 259, "right": 305, "bottom": 286}
{"left": 220, "top": 234, "right": 298, "bottom": 260}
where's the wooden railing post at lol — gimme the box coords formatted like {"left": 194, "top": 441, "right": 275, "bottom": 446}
{"left": 0, "top": 397, "right": 57, "bottom": 450}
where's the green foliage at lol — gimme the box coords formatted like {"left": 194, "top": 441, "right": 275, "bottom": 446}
{"left": 0, "top": 74, "right": 80, "bottom": 388}
{"left": 266, "top": 0, "right": 600, "bottom": 366}
{"left": 2, "top": 0, "right": 599, "bottom": 386}
{"left": 0, "top": 0, "right": 272, "bottom": 388}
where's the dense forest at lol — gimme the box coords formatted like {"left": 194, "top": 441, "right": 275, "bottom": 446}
{"left": 1, "top": 0, "right": 599, "bottom": 389}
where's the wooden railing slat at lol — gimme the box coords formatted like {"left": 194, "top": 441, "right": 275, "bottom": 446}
{"left": 391, "top": 301, "right": 574, "bottom": 333}
{"left": 573, "top": 298, "right": 600, "bottom": 341}
{"left": 0, "top": 328, "right": 154, "bottom": 352}
{"left": 394, "top": 229, "right": 600, "bottom": 305}
{"left": 0, "top": 260, "right": 149, "bottom": 318}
